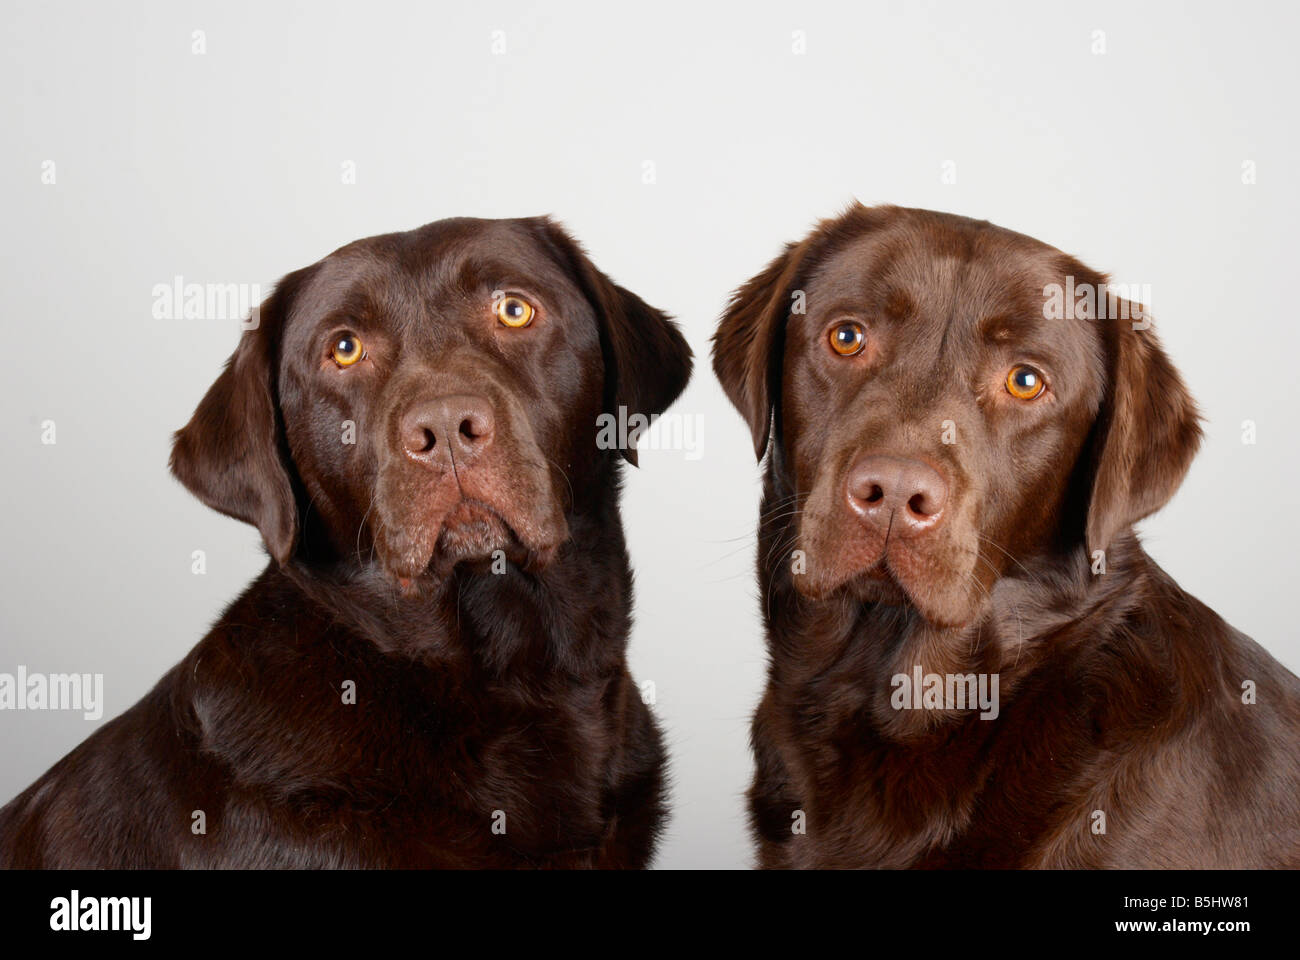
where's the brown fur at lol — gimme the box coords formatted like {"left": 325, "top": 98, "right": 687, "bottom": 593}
{"left": 714, "top": 204, "right": 1300, "bottom": 868}
{"left": 0, "top": 217, "right": 692, "bottom": 868}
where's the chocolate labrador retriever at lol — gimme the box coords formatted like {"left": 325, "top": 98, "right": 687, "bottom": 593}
{"left": 0, "top": 216, "right": 691, "bottom": 868}
{"left": 714, "top": 203, "right": 1300, "bottom": 868}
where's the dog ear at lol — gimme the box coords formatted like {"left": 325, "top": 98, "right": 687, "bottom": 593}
{"left": 169, "top": 268, "right": 312, "bottom": 565}
{"left": 710, "top": 236, "right": 815, "bottom": 460}
{"left": 538, "top": 219, "right": 692, "bottom": 466}
{"left": 1085, "top": 304, "right": 1203, "bottom": 557}
{"left": 711, "top": 203, "right": 893, "bottom": 461}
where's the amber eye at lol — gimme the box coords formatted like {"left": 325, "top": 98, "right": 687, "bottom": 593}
{"left": 495, "top": 295, "right": 535, "bottom": 328}
{"left": 1006, "top": 364, "right": 1046, "bottom": 400}
{"left": 829, "top": 321, "right": 866, "bottom": 356}
{"left": 331, "top": 333, "right": 365, "bottom": 367}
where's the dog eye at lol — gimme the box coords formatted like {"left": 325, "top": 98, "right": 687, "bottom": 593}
{"left": 331, "top": 333, "right": 365, "bottom": 367}
{"left": 829, "top": 322, "right": 866, "bottom": 356}
{"left": 495, "top": 295, "right": 535, "bottom": 329}
{"left": 1006, "top": 364, "right": 1046, "bottom": 400}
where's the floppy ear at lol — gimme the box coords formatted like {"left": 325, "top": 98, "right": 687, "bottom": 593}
{"left": 538, "top": 219, "right": 692, "bottom": 466}
{"left": 169, "top": 270, "right": 310, "bottom": 565}
{"left": 711, "top": 203, "right": 896, "bottom": 460}
{"left": 710, "top": 236, "right": 815, "bottom": 460}
{"left": 1085, "top": 306, "right": 1203, "bottom": 557}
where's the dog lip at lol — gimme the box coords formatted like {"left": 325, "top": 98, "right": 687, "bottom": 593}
{"left": 432, "top": 497, "right": 564, "bottom": 564}
{"left": 856, "top": 560, "right": 909, "bottom": 600}
{"left": 853, "top": 549, "right": 983, "bottom": 629}
{"left": 813, "top": 545, "right": 925, "bottom": 611}
{"left": 441, "top": 497, "right": 509, "bottom": 530}
{"left": 435, "top": 499, "right": 515, "bottom": 551}
{"left": 860, "top": 560, "right": 892, "bottom": 582}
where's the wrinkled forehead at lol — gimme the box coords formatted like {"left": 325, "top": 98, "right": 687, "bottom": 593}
{"left": 803, "top": 220, "right": 1086, "bottom": 348}
{"left": 287, "top": 219, "right": 585, "bottom": 331}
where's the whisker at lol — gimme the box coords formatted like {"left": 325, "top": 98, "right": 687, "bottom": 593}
{"left": 976, "top": 533, "right": 1043, "bottom": 588}
{"left": 539, "top": 455, "right": 575, "bottom": 510}
{"left": 355, "top": 493, "right": 378, "bottom": 562}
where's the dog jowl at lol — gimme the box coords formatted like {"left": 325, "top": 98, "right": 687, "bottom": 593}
{"left": 0, "top": 217, "right": 691, "bottom": 868}
{"left": 714, "top": 204, "right": 1300, "bottom": 868}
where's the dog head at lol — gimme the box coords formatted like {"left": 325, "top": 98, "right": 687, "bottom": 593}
{"left": 713, "top": 204, "right": 1200, "bottom": 628}
{"left": 171, "top": 217, "right": 691, "bottom": 586}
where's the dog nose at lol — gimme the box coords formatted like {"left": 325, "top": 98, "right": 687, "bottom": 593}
{"left": 400, "top": 395, "right": 495, "bottom": 466}
{"left": 846, "top": 455, "right": 947, "bottom": 539}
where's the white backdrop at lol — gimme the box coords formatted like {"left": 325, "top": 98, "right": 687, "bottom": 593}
{"left": 2, "top": 0, "right": 1297, "bottom": 870}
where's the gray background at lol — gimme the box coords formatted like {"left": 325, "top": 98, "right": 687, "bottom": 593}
{"left": 2, "top": 0, "right": 1297, "bottom": 870}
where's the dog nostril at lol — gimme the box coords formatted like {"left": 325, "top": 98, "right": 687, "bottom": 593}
{"left": 908, "top": 492, "right": 940, "bottom": 517}
{"left": 418, "top": 429, "right": 436, "bottom": 454}
{"left": 459, "top": 418, "right": 479, "bottom": 441}
{"left": 864, "top": 485, "right": 885, "bottom": 504}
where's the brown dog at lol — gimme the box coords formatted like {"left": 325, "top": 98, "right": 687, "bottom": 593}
{"left": 0, "top": 216, "right": 691, "bottom": 868}
{"left": 713, "top": 204, "right": 1300, "bottom": 868}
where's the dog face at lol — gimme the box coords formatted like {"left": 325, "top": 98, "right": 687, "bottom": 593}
{"left": 714, "top": 205, "right": 1200, "bottom": 628}
{"left": 171, "top": 217, "right": 691, "bottom": 586}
